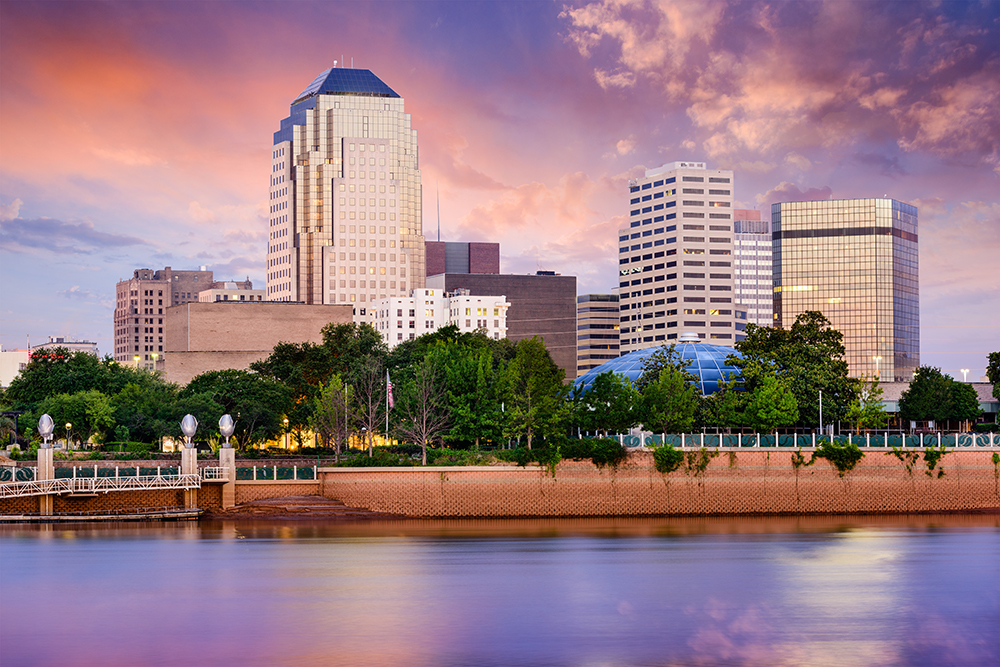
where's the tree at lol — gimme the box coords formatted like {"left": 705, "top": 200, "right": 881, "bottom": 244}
{"left": 502, "top": 338, "right": 567, "bottom": 449}
{"left": 580, "top": 372, "right": 639, "bottom": 437}
{"left": 321, "top": 322, "right": 389, "bottom": 381}
{"left": 949, "top": 380, "right": 980, "bottom": 429}
{"left": 33, "top": 389, "right": 115, "bottom": 447}
{"left": 732, "top": 312, "right": 857, "bottom": 429}
{"left": 635, "top": 344, "right": 695, "bottom": 392}
{"left": 181, "top": 370, "right": 292, "bottom": 449}
{"left": 394, "top": 358, "right": 451, "bottom": 465}
{"left": 310, "top": 375, "right": 355, "bottom": 462}
{"left": 249, "top": 341, "right": 334, "bottom": 428}
{"left": 899, "top": 366, "right": 954, "bottom": 424}
{"left": 743, "top": 375, "right": 799, "bottom": 432}
{"left": 443, "top": 344, "right": 506, "bottom": 448}
{"left": 987, "top": 352, "right": 1000, "bottom": 402}
{"left": 639, "top": 366, "right": 698, "bottom": 434}
{"left": 845, "top": 375, "right": 888, "bottom": 431}
{"left": 353, "top": 356, "right": 386, "bottom": 456}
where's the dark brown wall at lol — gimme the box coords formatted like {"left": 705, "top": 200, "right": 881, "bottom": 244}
{"left": 426, "top": 273, "right": 577, "bottom": 379}
{"left": 468, "top": 243, "right": 500, "bottom": 274}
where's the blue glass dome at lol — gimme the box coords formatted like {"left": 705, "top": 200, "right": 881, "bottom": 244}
{"left": 574, "top": 341, "right": 742, "bottom": 395}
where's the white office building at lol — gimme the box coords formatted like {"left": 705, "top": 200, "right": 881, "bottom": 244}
{"left": 370, "top": 288, "right": 509, "bottom": 347}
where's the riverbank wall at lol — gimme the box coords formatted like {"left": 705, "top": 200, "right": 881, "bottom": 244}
{"left": 318, "top": 450, "right": 1000, "bottom": 517}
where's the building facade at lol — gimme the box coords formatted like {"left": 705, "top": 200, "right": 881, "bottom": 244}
{"left": 199, "top": 283, "right": 266, "bottom": 303}
{"left": 733, "top": 209, "right": 773, "bottom": 327}
{"left": 425, "top": 241, "right": 500, "bottom": 276}
{"left": 619, "top": 161, "right": 736, "bottom": 354}
{"left": 425, "top": 272, "right": 578, "bottom": 380}
{"left": 576, "top": 294, "right": 620, "bottom": 375}
{"left": 113, "top": 268, "right": 254, "bottom": 369}
{"left": 163, "top": 302, "right": 353, "bottom": 386}
{"left": 772, "top": 198, "right": 919, "bottom": 381}
{"left": 267, "top": 67, "right": 424, "bottom": 315}
{"left": 369, "top": 288, "right": 509, "bottom": 348}
{"left": 33, "top": 337, "right": 100, "bottom": 356}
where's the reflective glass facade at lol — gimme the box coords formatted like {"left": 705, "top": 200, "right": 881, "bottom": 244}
{"left": 772, "top": 198, "right": 919, "bottom": 381}
{"left": 267, "top": 68, "right": 424, "bottom": 314}
{"left": 619, "top": 162, "right": 736, "bottom": 354}
{"left": 733, "top": 211, "right": 773, "bottom": 327}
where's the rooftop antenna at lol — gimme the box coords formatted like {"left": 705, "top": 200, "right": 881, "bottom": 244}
{"left": 436, "top": 181, "right": 441, "bottom": 242}
{"left": 333, "top": 60, "right": 338, "bottom": 68}
{"left": 351, "top": 57, "right": 354, "bottom": 68}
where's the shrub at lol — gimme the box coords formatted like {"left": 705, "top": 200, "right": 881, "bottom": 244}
{"left": 653, "top": 445, "right": 685, "bottom": 474}
{"left": 814, "top": 439, "right": 864, "bottom": 477}
{"left": 590, "top": 438, "right": 627, "bottom": 469}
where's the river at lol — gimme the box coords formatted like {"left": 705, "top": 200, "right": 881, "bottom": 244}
{"left": 2, "top": 515, "right": 998, "bottom": 667}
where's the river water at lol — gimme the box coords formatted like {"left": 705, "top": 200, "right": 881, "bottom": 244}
{"left": 2, "top": 515, "right": 998, "bottom": 667}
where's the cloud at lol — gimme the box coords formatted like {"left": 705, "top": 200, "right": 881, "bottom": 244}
{"left": 616, "top": 137, "right": 636, "bottom": 155}
{"left": 0, "top": 198, "right": 23, "bottom": 221}
{"left": 784, "top": 152, "right": 812, "bottom": 171}
{"left": 594, "top": 68, "right": 636, "bottom": 89}
{"left": 188, "top": 201, "right": 217, "bottom": 223}
{"left": 57, "top": 286, "right": 93, "bottom": 299}
{"left": 755, "top": 181, "right": 833, "bottom": 209}
{"left": 852, "top": 152, "right": 907, "bottom": 177}
{"left": 458, "top": 172, "right": 598, "bottom": 239}
{"left": 0, "top": 217, "right": 149, "bottom": 255}
{"left": 92, "top": 146, "right": 164, "bottom": 166}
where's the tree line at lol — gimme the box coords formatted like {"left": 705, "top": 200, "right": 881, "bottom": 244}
{"left": 1, "top": 312, "right": 992, "bottom": 455}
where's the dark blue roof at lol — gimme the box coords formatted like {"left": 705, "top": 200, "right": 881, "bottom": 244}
{"left": 293, "top": 68, "right": 399, "bottom": 103}
{"left": 574, "top": 342, "right": 742, "bottom": 396}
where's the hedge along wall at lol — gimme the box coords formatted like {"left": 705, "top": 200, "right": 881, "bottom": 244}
{"left": 318, "top": 450, "right": 1000, "bottom": 518}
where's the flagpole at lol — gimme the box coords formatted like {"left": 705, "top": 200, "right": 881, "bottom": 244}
{"left": 386, "top": 370, "right": 390, "bottom": 445}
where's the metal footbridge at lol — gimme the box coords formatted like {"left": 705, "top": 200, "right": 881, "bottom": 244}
{"left": 0, "top": 468, "right": 228, "bottom": 499}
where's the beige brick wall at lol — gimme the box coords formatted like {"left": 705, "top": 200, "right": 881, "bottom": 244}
{"left": 235, "top": 482, "right": 321, "bottom": 504}
{"left": 319, "top": 450, "right": 1000, "bottom": 517}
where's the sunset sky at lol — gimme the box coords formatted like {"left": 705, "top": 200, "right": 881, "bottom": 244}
{"left": 1, "top": 0, "right": 997, "bottom": 378}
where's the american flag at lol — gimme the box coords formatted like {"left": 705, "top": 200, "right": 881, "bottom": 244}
{"left": 386, "top": 371, "right": 394, "bottom": 409}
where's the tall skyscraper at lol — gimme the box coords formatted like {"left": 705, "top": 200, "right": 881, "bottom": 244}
{"left": 619, "top": 161, "right": 736, "bottom": 354}
{"left": 267, "top": 67, "right": 424, "bottom": 314}
{"left": 772, "top": 198, "right": 919, "bottom": 381}
{"left": 733, "top": 209, "right": 773, "bottom": 327}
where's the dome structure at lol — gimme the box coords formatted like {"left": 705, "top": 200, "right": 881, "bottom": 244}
{"left": 574, "top": 336, "right": 742, "bottom": 396}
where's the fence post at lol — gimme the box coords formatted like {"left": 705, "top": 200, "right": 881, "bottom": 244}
{"left": 293, "top": 465, "right": 297, "bottom": 480}
{"left": 867, "top": 432, "right": 870, "bottom": 448}
{"left": 253, "top": 465, "right": 257, "bottom": 481}
{"left": 73, "top": 467, "right": 76, "bottom": 479}
{"left": 157, "top": 466, "right": 161, "bottom": 477}
{"left": 938, "top": 432, "right": 941, "bottom": 448}
{"left": 273, "top": 465, "right": 277, "bottom": 480}
{"left": 115, "top": 466, "right": 119, "bottom": 479}
{"left": 737, "top": 433, "right": 741, "bottom": 448}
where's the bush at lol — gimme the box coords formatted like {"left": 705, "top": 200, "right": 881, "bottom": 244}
{"left": 653, "top": 445, "right": 684, "bottom": 474}
{"left": 560, "top": 439, "right": 594, "bottom": 461}
{"left": 814, "top": 439, "right": 864, "bottom": 477}
{"left": 590, "top": 438, "right": 627, "bottom": 469}
{"left": 335, "top": 450, "right": 415, "bottom": 467}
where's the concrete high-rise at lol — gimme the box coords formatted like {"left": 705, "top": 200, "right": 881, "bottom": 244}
{"left": 576, "top": 294, "right": 620, "bottom": 375}
{"left": 772, "top": 198, "right": 919, "bottom": 381}
{"left": 114, "top": 267, "right": 252, "bottom": 369}
{"left": 733, "top": 209, "right": 773, "bottom": 327}
{"left": 267, "top": 67, "right": 424, "bottom": 315}
{"left": 619, "top": 161, "right": 736, "bottom": 354}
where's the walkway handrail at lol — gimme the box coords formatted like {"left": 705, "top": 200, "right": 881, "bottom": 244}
{"left": 199, "top": 467, "right": 228, "bottom": 481}
{"left": 0, "top": 474, "right": 202, "bottom": 499}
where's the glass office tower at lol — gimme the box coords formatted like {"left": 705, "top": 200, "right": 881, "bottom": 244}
{"left": 772, "top": 198, "right": 919, "bottom": 381}
{"left": 267, "top": 67, "right": 424, "bottom": 314}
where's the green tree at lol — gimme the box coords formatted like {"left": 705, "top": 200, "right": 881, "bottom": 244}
{"left": 579, "top": 372, "right": 640, "bottom": 437}
{"left": 639, "top": 366, "right": 698, "bottom": 434}
{"left": 33, "top": 389, "right": 115, "bottom": 447}
{"left": 732, "top": 312, "right": 857, "bottom": 429}
{"left": 353, "top": 356, "right": 386, "bottom": 455}
{"left": 986, "top": 352, "right": 1000, "bottom": 402}
{"left": 845, "top": 375, "right": 889, "bottom": 431}
{"left": 395, "top": 358, "right": 451, "bottom": 465}
{"left": 502, "top": 338, "right": 567, "bottom": 449}
{"left": 949, "top": 380, "right": 980, "bottom": 429}
{"left": 635, "top": 344, "right": 696, "bottom": 391}
{"left": 443, "top": 344, "right": 506, "bottom": 448}
{"left": 899, "top": 366, "right": 954, "bottom": 424}
{"left": 744, "top": 375, "right": 799, "bottom": 432}
{"left": 181, "top": 370, "right": 292, "bottom": 449}
{"left": 321, "top": 322, "right": 389, "bottom": 381}
{"left": 250, "top": 341, "right": 334, "bottom": 428}
{"left": 310, "top": 375, "right": 355, "bottom": 461}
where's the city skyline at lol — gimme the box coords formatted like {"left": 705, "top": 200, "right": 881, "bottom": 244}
{"left": 1, "top": 1, "right": 997, "bottom": 378}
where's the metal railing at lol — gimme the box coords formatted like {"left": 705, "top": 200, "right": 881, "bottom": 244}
{"left": 0, "top": 473, "right": 202, "bottom": 499}
{"left": 199, "top": 467, "right": 228, "bottom": 481}
{"left": 617, "top": 432, "right": 1000, "bottom": 448}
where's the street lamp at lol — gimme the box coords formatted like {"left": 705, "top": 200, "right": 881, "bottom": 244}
{"left": 181, "top": 414, "right": 198, "bottom": 448}
{"left": 872, "top": 355, "right": 882, "bottom": 379}
{"left": 219, "top": 414, "right": 235, "bottom": 448}
{"left": 133, "top": 355, "right": 140, "bottom": 368}
{"left": 283, "top": 418, "right": 289, "bottom": 450}
{"left": 961, "top": 368, "right": 969, "bottom": 382}
{"left": 65, "top": 422, "right": 72, "bottom": 449}
{"left": 38, "top": 414, "right": 54, "bottom": 449}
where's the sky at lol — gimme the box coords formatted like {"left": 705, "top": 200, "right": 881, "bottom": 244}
{"left": 1, "top": 0, "right": 998, "bottom": 379}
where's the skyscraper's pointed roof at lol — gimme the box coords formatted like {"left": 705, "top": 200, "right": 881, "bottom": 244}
{"left": 293, "top": 68, "right": 400, "bottom": 104}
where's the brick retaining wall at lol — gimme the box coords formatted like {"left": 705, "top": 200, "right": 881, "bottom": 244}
{"left": 319, "top": 450, "right": 1000, "bottom": 517}
{"left": 235, "top": 482, "right": 321, "bottom": 504}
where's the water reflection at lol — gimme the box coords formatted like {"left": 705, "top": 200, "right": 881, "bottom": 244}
{"left": 2, "top": 515, "right": 997, "bottom": 667}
